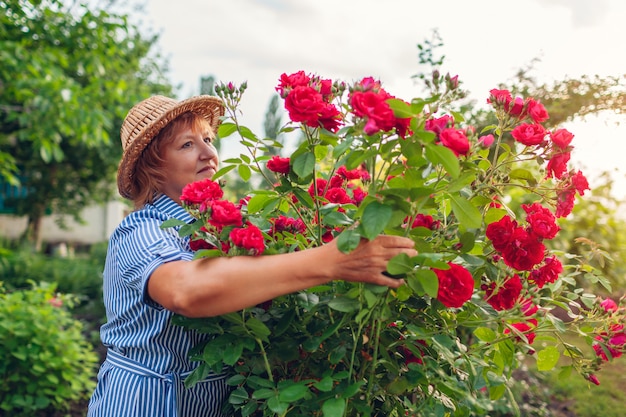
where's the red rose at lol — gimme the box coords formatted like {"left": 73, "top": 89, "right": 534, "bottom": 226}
{"left": 229, "top": 223, "right": 265, "bottom": 255}
{"left": 505, "top": 320, "right": 537, "bottom": 344}
{"left": 528, "top": 255, "right": 563, "bottom": 288}
{"left": 486, "top": 216, "right": 518, "bottom": 251}
{"left": 546, "top": 151, "right": 570, "bottom": 179}
{"left": 523, "top": 203, "right": 560, "bottom": 240}
{"left": 501, "top": 228, "right": 546, "bottom": 271}
{"left": 350, "top": 91, "right": 396, "bottom": 135}
{"left": 351, "top": 187, "right": 367, "bottom": 205}
{"left": 267, "top": 156, "right": 291, "bottom": 174}
{"left": 550, "top": 128, "right": 574, "bottom": 149}
{"left": 284, "top": 86, "right": 326, "bottom": 125}
{"left": 438, "top": 128, "right": 470, "bottom": 156}
{"left": 208, "top": 200, "right": 243, "bottom": 229}
{"left": 527, "top": 99, "right": 549, "bottom": 123}
{"left": 308, "top": 178, "right": 328, "bottom": 199}
{"left": 571, "top": 170, "right": 590, "bottom": 195}
{"left": 434, "top": 262, "right": 475, "bottom": 308}
{"left": 600, "top": 298, "right": 618, "bottom": 313}
{"left": 511, "top": 123, "right": 547, "bottom": 146}
{"left": 485, "top": 274, "right": 522, "bottom": 311}
{"left": 555, "top": 189, "right": 576, "bottom": 218}
{"left": 425, "top": 115, "right": 454, "bottom": 135}
{"left": 317, "top": 103, "right": 343, "bottom": 132}
{"left": 180, "top": 179, "right": 224, "bottom": 206}
{"left": 276, "top": 70, "right": 311, "bottom": 97}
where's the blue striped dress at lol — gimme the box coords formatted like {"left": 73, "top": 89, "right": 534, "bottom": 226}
{"left": 87, "top": 195, "right": 230, "bottom": 417}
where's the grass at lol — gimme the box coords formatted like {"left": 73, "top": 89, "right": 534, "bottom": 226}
{"left": 547, "top": 359, "right": 626, "bottom": 417}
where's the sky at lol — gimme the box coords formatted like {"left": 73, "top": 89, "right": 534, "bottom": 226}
{"left": 141, "top": 0, "right": 626, "bottom": 197}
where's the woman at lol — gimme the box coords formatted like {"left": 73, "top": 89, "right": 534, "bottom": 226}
{"left": 87, "top": 95, "right": 417, "bottom": 417}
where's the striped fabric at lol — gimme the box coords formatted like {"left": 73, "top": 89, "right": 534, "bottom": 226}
{"left": 87, "top": 195, "right": 230, "bottom": 417}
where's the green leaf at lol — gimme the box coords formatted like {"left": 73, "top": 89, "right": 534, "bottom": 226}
{"left": 407, "top": 269, "right": 439, "bottom": 298}
{"left": 292, "top": 187, "right": 314, "bottom": 209}
{"left": 447, "top": 193, "right": 482, "bottom": 229}
{"left": 278, "top": 383, "right": 309, "bottom": 402}
{"left": 474, "top": 327, "right": 496, "bottom": 342}
{"left": 509, "top": 168, "right": 538, "bottom": 186}
{"left": 228, "top": 387, "right": 249, "bottom": 405}
{"left": 238, "top": 164, "right": 251, "bottom": 182}
{"left": 251, "top": 388, "right": 275, "bottom": 399}
{"left": 314, "top": 376, "right": 334, "bottom": 392}
{"left": 222, "top": 342, "right": 244, "bottom": 365}
{"left": 245, "top": 317, "right": 271, "bottom": 341}
{"left": 360, "top": 201, "right": 392, "bottom": 240}
{"left": 212, "top": 164, "right": 237, "bottom": 180}
{"left": 335, "top": 228, "right": 361, "bottom": 253}
{"left": 267, "top": 396, "right": 288, "bottom": 414}
{"left": 218, "top": 122, "right": 238, "bottom": 138}
{"left": 537, "top": 346, "right": 560, "bottom": 371}
{"left": 322, "top": 397, "right": 346, "bottom": 417}
{"left": 246, "top": 193, "right": 279, "bottom": 214}
{"left": 425, "top": 143, "right": 460, "bottom": 178}
{"left": 160, "top": 218, "right": 187, "bottom": 229}
{"left": 386, "top": 253, "right": 413, "bottom": 275}
{"left": 293, "top": 151, "right": 316, "bottom": 178}
{"left": 328, "top": 296, "right": 360, "bottom": 312}
{"left": 387, "top": 98, "right": 414, "bottom": 118}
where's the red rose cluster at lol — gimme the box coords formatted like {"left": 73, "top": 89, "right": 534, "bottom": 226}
{"left": 348, "top": 76, "right": 412, "bottom": 138}
{"left": 180, "top": 179, "right": 265, "bottom": 255}
{"left": 276, "top": 71, "right": 411, "bottom": 138}
{"left": 487, "top": 88, "right": 589, "bottom": 218}
{"left": 424, "top": 114, "right": 470, "bottom": 157}
{"left": 276, "top": 71, "right": 342, "bottom": 133}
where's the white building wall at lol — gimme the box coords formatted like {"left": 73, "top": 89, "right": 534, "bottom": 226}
{"left": 0, "top": 200, "right": 128, "bottom": 245}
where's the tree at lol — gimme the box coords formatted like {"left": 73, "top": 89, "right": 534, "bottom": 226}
{"left": 0, "top": 0, "right": 172, "bottom": 248}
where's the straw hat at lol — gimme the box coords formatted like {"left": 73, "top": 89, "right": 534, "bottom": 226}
{"left": 117, "top": 95, "right": 225, "bottom": 200}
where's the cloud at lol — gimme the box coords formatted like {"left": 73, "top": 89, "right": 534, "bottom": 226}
{"left": 538, "top": 0, "right": 611, "bottom": 27}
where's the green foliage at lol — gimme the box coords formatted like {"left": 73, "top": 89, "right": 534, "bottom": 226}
{"left": 0, "top": 0, "right": 172, "bottom": 244}
{"left": 550, "top": 175, "right": 626, "bottom": 295}
{"left": 166, "top": 71, "right": 626, "bottom": 416}
{"left": 0, "top": 242, "right": 107, "bottom": 340}
{"left": 0, "top": 282, "right": 99, "bottom": 416}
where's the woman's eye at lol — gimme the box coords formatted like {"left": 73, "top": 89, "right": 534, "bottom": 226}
{"left": 203, "top": 137, "right": 212, "bottom": 144}
{"left": 181, "top": 141, "right": 192, "bottom": 148}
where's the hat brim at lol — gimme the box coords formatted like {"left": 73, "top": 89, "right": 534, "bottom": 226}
{"left": 117, "top": 95, "right": 225, "bottom": 200}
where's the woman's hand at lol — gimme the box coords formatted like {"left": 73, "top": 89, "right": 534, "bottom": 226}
{"left": 322, "top": 235, "right": 417, "bottom": 288}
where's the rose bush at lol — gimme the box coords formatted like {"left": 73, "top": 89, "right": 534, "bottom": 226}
{"left": 164, "top": 70, "right": 626, "bottom": 416}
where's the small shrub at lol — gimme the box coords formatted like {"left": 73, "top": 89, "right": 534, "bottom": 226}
{"left": 0, "top": 281, "right": 98, "bottom": 416}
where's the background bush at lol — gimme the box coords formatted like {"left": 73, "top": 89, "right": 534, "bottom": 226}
{"left": 0, "top": 281, "right": 99, "bottom": 416}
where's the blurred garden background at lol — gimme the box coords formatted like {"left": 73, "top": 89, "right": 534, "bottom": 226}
{"left": 1, "top": 0, "right": 626, "bottom": 416}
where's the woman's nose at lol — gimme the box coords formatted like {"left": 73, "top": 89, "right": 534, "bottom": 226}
{"left": 200, "top": 141, "right": 218, "bottom": 160}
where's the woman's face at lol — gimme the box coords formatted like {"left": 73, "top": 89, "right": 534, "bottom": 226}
{"left": 160, "top": 125, "right": 219, "bottom": 203}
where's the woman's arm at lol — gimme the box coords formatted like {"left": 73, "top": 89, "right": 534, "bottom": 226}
{"left": 148, "top": 235, "right": 416, "bottom": 318}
